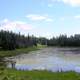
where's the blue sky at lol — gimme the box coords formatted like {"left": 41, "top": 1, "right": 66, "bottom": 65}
{"left": 0, "top": 0, "right": 80, "bottom": 38}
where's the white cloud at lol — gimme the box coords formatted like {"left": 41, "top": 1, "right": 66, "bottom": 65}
{"left": 74, "top": 15, "right": 80, "bottom": 19}
{"left": 0, "top": 19, "right": 33, "bottom": 32}
{"left": 2, "top": 19, "right": 9, "bottom": 23}
{"left": 26, "top": 14, "right": 53, "bottom": 22}
{"left": 62, "top": 0, "right": 80, "bottom": 6}
{"left": 48, "top": 4, "right": 53, "bottom": 7}
{"left": 46, "top": 18, "right": 53, "bottom": 22}
{"left": 26, "top": 14, "right": 46, "bottom": 21}
{"left": 50, "top": 0, "right": 80, "bottom": 7}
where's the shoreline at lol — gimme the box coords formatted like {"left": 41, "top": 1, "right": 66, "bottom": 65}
{"left": 0, "top": 69, "right": 80, "bottom": 80}
{"left": 0, "top": 45, "right": 47, "bottom": 57}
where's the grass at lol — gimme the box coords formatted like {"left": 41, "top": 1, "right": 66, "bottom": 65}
{"left": 0, "top": 44, "right": 47, "bottom": 57}
{"left": 0, "top": 46, "right": 38, "bottom": 57}
{"left": 37, "top": 44, "right": 47, "bottom": 48}
{"left": 0, "top": 68, "right": 80, "bottom": 80}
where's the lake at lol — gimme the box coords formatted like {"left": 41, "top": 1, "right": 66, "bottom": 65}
{"left": 7, "top": 47, "right": 80, "bottom": 72}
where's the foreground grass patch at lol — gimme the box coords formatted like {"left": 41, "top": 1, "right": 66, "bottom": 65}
{"left": 0, "top": 69, "right": 80, "bottom": 80}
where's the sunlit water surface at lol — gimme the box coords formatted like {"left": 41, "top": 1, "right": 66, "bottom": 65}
{"left": 8, "top": 47, "right": 80, "bottom": 72}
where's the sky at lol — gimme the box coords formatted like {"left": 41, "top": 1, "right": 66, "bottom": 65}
{"left": 0, "top": 0, "right": 80, "bottom": 38}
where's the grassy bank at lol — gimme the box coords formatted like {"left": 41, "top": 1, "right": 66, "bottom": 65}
{"left": 0, "top": 47, "right": 38, "bottom": 57}
{"left": 0, "top": 44, "right": 47, "bottom": 57}
{"left": 0, "top": 69, "right": 80, "bottom": 80}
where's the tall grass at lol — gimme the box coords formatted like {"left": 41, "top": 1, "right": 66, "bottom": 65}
{"left": 0, "top": 69, "right": 80, "bottom": 80}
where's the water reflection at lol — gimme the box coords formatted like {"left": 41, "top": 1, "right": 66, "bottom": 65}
{"left": 8, "top": 48, "right": 80, "bottom": 72}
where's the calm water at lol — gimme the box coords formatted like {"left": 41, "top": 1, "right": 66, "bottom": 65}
{"left": 8, "top": 47, "right": 80, "bottom": 72}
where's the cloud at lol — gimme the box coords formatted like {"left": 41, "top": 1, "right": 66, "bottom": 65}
{"left": 46, "top": 18, "right": 53, "bottom": 22}
{"left": 74, "top": 15, "right": 80, "bottom": 19}
{"left": 0, "top": 19, "right": 33, "bottom": 32}
{"left": 26, "top": 14, "right": 46, "bottom": 21}
{"left": 62, "top": 0, "right": 80, "bottom": 6}
{"left": 26, "top": 14, "right": 53, "bottom": 22}
{"left": 2, "top": 19, "right": 9, "bottom": 23}
{"left": 48, "top": 4, "right": 53, "bottom": 7}
{"left": 50, "top": 0, "right": 80, "bottom": 7}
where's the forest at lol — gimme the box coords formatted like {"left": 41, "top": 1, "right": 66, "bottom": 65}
{"left": 0, "top": 30, "right": 80, "bottom": 50}
{"left": 0, "top": 30, "right": 37, "bottom": 50}
{"left": 47, "top": 34, "right": 80, "bottom": 47}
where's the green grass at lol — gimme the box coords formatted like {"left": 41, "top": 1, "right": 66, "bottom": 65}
{"left": 0, "top": 69, "right": 80, "bottom": 80}
{"left": 0, "top": 46, "right": 38, "bottom": 57}
{"left": 37, "top": 44, "right": 47, "bottom": 48}
{"left": 0, "top": 44, "right": 47, "bottom": 57}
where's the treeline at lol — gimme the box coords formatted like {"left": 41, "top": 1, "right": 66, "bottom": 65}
{"left": 0, "top": 30, "right": 37, "bottom": 50}
{"left": 47, "top": 34, "right": 80, "bottom": 47}
{"left": 1, "top": 30, "right": 80, "bottom": 50}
